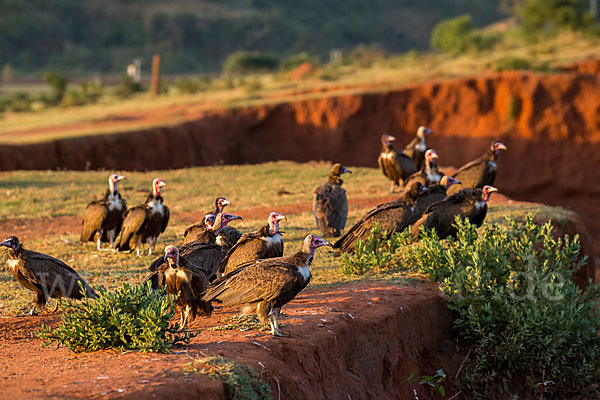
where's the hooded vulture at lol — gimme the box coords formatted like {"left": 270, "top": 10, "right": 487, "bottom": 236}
{"left": 217, "top": 212, "right": 286, "bottom": 276}
{"left": 411, "top": 185, "right": 498, "bottom": 239}
{"left": 313, "top": 163, "right": 351, "bottom": 237}
{"left": 403, "top": 149, "right": 444, "bottom": 191}
{"left": 378, "top": 133, "right": 418, "bottom": 192}
{"left": 116, "top": 178, "right": 170, "bottom": 255}
{"left": 80, "top": 174, "right": 127, "bottom": 249}
{"left": 183, "top": 197, "right": 242, "bottom": 250}
{"left": 403, "top": 126, "right": 434, "bottom": 170}
{"left": 1, "top": 236, "right": 97, "bottom": 315}
{"left": 146, "top": 245, "right": 211, "bottom": 330}
{"left": 333, "top": 176, "right": 460, "bottom": 254}
{"left": 447, "top": 140, "right": 507, "bottom": 195}
{"left": 203, "top": 234, "right": 331, "bottom": 337}
{"left": 149, "top": 213, "right": 242, "bottom": 282}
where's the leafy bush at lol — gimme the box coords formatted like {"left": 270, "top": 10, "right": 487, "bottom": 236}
{"left": 114, "top": 75, "right": 144, "bottom": 99}
{"left": 409, "top": 216, "right": 600, "bottom": 398}
{"left": 279, "top": 52, "right": 320, "bottom": 71}
{"left": 342, "top": 215, "right": 600, "bottom": 398}
{"left": 223, "top": 51, "right": 279, "bottom": 75}
{"left": 494, "top": 56, "right": 551, "bottom": 72}
{"left": 185, "top": 356, "right": 272, "bottom": 400}
{"left": 431, "top": 14, "right": 498, "bottom": 54}
{"left": 343, "top": 43, "right": 388, "bottom": 67}
{"left": 36, "top": 282, "right": 194, "bottom": 353}
{"left": 171, "top": 76, "right": 210, "bottom": 94}
{"left": 43, "top": 70, "right": 67, "bottom": 103}
{"left": 518, "top": 0, "right": 596, "bottom": 34}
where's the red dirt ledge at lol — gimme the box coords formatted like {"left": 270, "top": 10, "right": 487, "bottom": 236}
{"left": 0, "top": 282, "right": 460, "bottom": 400}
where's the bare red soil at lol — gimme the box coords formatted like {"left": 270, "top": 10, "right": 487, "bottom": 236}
{"left": 0, "top": 282, "right": 460, "bottom": 400}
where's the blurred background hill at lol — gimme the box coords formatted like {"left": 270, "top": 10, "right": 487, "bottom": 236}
{"left": 0, "top": 0, "right": 506, "bottom": 75}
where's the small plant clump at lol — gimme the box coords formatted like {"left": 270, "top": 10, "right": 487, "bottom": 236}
{"left": 341, "top": 215, "right": 600, "bottom": 398}
{"left": 209, "top": 314, "right": 271, "bottom": 332}
{"left": 185, "top": 356, "right": 272, "bottom": 400}
{"left": 36, "top": 282, "right": 195, "bottom": 353}
{"left": 407, "top": 369, "right": 447, "bottom": 397}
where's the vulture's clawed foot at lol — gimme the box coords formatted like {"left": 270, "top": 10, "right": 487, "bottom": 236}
{"left": 271, "top": 329, "right": 292, "bottom": 338}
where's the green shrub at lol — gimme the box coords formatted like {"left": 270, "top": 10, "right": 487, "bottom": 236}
{"left": 43, "top": 70, "right": 67, "bottom": 103}
{"left": 172, "top": 76, "right": 210, "bottom": 94}
{"left": 185, "top": 356, "right": 272, "bottom": 400}
{"left": 409, "top": 216, "right": 600, "bottom": 398}
{"left": 223, "top": 51, "right": 279, "bottom": 75}
{"left": 430, "top": 14, "right": 498, "bottom": 54}
{"left": 279, "top": 52, "right": 320, "bottom": 71}
{"left": 36, "top": 282, "right": 194, "bottom": 353}
{"left": 342, "top": 215, "right": 600, "bottom": 397}
{"left": 114, "top": 75, "right": 144, "bottom": 99}
{"left": 518, "top": 0, "right": 596, "bottom": 34}
{"left": 344, "top": 43, "right": 388, "bottom": 67}
{"left": 494, "top": 56, "right": 551, "bottom": 72}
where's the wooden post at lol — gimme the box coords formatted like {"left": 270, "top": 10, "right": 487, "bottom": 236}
{"left": 151, "top": 53, "right": 160, "bottom": 98}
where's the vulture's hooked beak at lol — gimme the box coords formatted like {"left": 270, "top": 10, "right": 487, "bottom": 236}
{"left": 341, "top": 166, "right": 352, "bottom": 174}
{"left": 497, "top": 143, "right": 507, "bottom": 151}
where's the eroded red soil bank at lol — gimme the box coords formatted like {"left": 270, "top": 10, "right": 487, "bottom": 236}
{"left": 1, "top": 66, "right": 599, "bottom": 249}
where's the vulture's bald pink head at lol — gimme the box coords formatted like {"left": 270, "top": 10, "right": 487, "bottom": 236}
{"left": 425, "top": 149, "right": 438, "bottom": 164}
{"left": 482, "top": 185, "right": 498, "bottom": 202}
{"left": 215, "top": 197, "right": 231, "bottom": 213}
{"left": 303, "top": 234, "right": 332, "bottom": 256}
{"left": 268, "top": 212, "right": 287, "bottom": 234}
{"left": 492, "top": 140, "right": 507, "bottom": 154}
{"left": 164, "top": 245, "right": 179, "bottom": 267}
{"left": 417, "top": 126, "right": 433, "bottom": 138}
{"left": 381, "top": 133, "right": 396, "bottom": 147}
{"left": 204, "top": 214, "right": 216, "bottom": 230}
{"left": 108, "top": 174, "right": 126, "bottom": 193}
{"left": 440, "top": 176, "right": 460, "bottom": 189}
{"left": 152, "top": 178, "right": 166, "bottom": 196}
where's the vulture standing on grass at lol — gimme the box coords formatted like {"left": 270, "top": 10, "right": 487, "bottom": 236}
{"left": 203, "top": 234, "right": 331, "bottom": 337}
{"left": 333, "top": 176, "right": 460, "bottom": 254}
{"left": 448, "top": 140, "right": 507, "bottom": 195}
{"left": 183, "top": 214, "right": 216, "bottom": 245}
{"left": 80, "top": 174, "right": 127, "bottom": 249}
{"left": 378, "top": 133, "right": 418, "bottom": 193}
{"left": 183, "top": 197, "right": 242, "bottom": 250}
{"left": 411, "top": 186, "right": 498, "bottom": 239}
{"left": 403, "top": 149, "right": 444, "bottom": 190}
{"left": 313, "top": 163, "right": 351, "bottom": 237}
{"left": 149, "top": 213, "right": 243, "bottom": 282}
{"left": 147, "top": 245, "right": 211, "bottom": 330}
{"left": 1, "top": 236, "right": 97, "bottom": 315}
{"left": 403, "top": 126, "right": 434, "bottom": 170}
{"left": 217, "top": 212, "right": 287, "bottom": 276}
{"left": 116, "top": 178, "right": 170, "bottom": 255}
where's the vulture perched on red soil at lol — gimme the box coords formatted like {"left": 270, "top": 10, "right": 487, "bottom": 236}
{"left": 1, "top": 236, "right": 97, "bottom": 315}
{"left": 147, "top": 245, "right": 211, "bottom": 330}
{"left": 411, "top": 185, "right": 498, "bottom": 239}
{"left": 116, "top": 178, "right": 169, "bottom": 255}
{"left": 183, "top": 197, "right": 242, "bottom": 250}
{"left": 378, "top": 133, "right": 418, "bottom": 193}
{"left": 149, "top": 213, "right": 242, "bottom": 282}
{"left": 217, "top": 212, "right": 286, "bottom": 276}
{"left": 403, "top": 126, "right": 434, "bottom": 170}
{"left": 448, "top": 140, "right": 507, "bottom": 195}
{"left": 80, "top": 174, "right": 127, "bottom": 250}
{"left": 203, "top": 234, "right": 331, "bottom": 336}
{"left": 313, "top": 163, "right": 351, "bottom": 237}
{"left": 403, "top": 149, "right": 444, "bottom": 190}
{"left": 333, "top": 176, "right": 460, "bottom": 254}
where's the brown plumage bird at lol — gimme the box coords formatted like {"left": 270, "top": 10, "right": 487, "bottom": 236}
{"left": 313, "top": 163, "right": 351, "bottom": 237}
{"left": 1, "top": 236, "right": 97, "bottom": 315}
{"left": 150, "top": 213, "right": 242, "bottom": 282}
{"left": 403, "top": 126, "right": 434, "bottom": 170}
{"left": 146, "top": 245, "right": 211, "bottom": 330}
{"left": 203, "top": 234, "right": 331, "bottom": 336}
{"left": 448, "top": 140, "right": 507, "bottom": 195}
{"left": 411, "top": 185, "right": 498, "bottom": 239}
{"left": 217, "top": 212, "right": 286, "bottom": 276}
{"left": 183, "top": 214, "right": 217, "bottom": 245}
{"left": 183, "top": 198, "right": 242, "bottom": 250}
{"left": 116, "top": 178, "right": 170, "bottom": 256}
{"left": 80, "top": 174, "right": 127, "bottom": 250}
{"left": 378, "top": 133, "right": 418, "bottom": 193}
{"left": 403, "top": 149, "right": 444, "bottom": 191}
{"left": 333, "top": 176, "right": 460, "bottom": 254}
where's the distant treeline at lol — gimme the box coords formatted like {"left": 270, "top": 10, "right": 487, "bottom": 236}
{"left": 0, "top": 0, "right": 504, "bottom": 75}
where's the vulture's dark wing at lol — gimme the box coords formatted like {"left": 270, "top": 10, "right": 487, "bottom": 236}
{"left": 117, "top": 206, "right": 147, "bottom": 250}
{"left": 314, "top": 184, "right": 348, "bottom": 232}
{"left": 217, "top": 231, "right": 266, "bottom": 275}
{"left": 204, "top": 260, "right": 300, "bottom": 306}
{"left": 80, "top": 200, "right": 107, "bottom": 242}
{"left": 25, "top": 251, "right": 96, "bottom": 298}
{"left": 161, "top": 205, "right": 170, "bottom": 233}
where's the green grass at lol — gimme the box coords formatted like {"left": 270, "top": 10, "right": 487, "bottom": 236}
{"left": 0, "top": 162, "right": 579, "bottom": 316}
